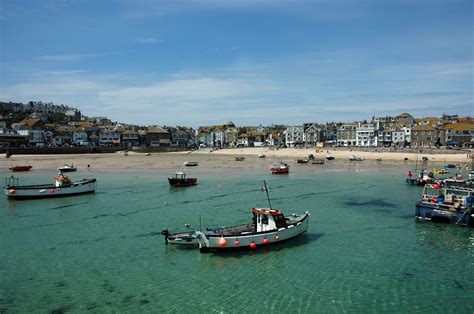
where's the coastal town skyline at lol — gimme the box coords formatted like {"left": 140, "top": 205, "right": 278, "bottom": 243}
{"left": 1, "top": 0, "right": 472, "bottom": 126}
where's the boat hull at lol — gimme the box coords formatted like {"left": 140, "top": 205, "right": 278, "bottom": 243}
{"left": 9, "top": 166, "right": 32, "bottom": 172}
{"left": 168, "top": 178, "right": 197, "bottom": 187}
{"left": 58, "top": 168, "right": 77, "bottom": 172}
{"left": 4, "top": 179, "right": 96, "bottom": 199}
{"left": 197, "top": 212, "right": 310, "bottom": 252}
{"left": 271, "top": 168, "right": 289, "bottom": 174}
{"left": 415, "top": 202, "right": 473, "bottom": 227}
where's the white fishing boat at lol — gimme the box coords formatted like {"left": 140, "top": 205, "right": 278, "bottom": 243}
{"left": 161, "top": 181, "right": 310, "bottom": 252}
{"left": 4, "top": 174, "right": 96, "bottom": 199}
{"left": 349, "top": 155, "right": 364, "bottom": 161}
{"left": 58, "top": 163, "right": 77, "bottom": 172}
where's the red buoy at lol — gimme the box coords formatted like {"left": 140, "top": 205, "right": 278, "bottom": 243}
{"left": 249, "top": 241, "right": 257, "bottom": 249}
{"left": 275, "top": 235, "right": 280, "bottom": 241}
{"left": 218, "top": 237, "right": 227, "bottom": 247}
{"left": 234, "top": 239, "right": 240, "bottom": 246}
{"left": 50, "top": 189, "right": 55, "bottom": 193}
{"left": 262, "top": 238, "right": 269, "bottom": 245}
{"left": 433, "top": 184, "right": 440, "bottom": 189}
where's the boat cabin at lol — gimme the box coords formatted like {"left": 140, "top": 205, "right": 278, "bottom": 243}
{"left": 252, "top": 208, "right": 287, "bottom": 232}
{"left": 420, "top": 184, "right": 473, "bottom": 209}
{"left": 54, "top": 174, "right": 72, "bottom": 187}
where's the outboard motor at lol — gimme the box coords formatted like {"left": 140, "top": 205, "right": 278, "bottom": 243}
{"left": 161, "top": 229, "right": 170, "bottom": 244}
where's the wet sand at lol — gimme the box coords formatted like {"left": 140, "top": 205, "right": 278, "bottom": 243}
{"left": 1, "top": 147, "right": 470, "bottom": 172}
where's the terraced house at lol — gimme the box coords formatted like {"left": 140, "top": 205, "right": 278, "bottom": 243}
{"left": 411, "top": 125, "right": 437, "bottom": 148}
{"left": 439, "top": 123, "right": 474, "bottom": 148}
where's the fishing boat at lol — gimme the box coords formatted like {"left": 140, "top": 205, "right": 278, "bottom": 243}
{"left": 235, "top": 156, "right": 245, "bottom": 161}
{"left": 417, "top": 169, "right": 435, "bottom": 185}
{"left": 168, "top": 171, "right": 197, "bottom": 187}
{"left": 326, "top": 155, "right": 335, "bottom": 160}
{"left": 415, "top": 184, "right": 474, "bottom": 227}
{"left": 9, "top": 165, "right": 32, "bottom": 172}
{"left": 271, "top": 162, "right": 289, "bottom": 174}
{"left": 297, "top": 159, "right": 308, "bottom": 164}
{"left": 443, "top": 176, "right": 473, "bottom": 188}
{"left": 195, "top": 181, "right": 310, "bottom": 252}
{"left": 184, "top": 161, "right": 198, "bottom": 167}
{"left": 433, "top": 168, "right": 449, "bottom": 175}
{"left": 4, "top": 174, "right": 96, "bottom": 199}
{"left": 312, "top": 159, "right": 325, "bottom": 165}
{"left": 58, "top": 164, "right": 77, "bottom": 172}
{"left": 258, "top": 154, "right": 266, "bottom": 158}
{"left": 349, "top": 155, "right": 364, "bottom": 161}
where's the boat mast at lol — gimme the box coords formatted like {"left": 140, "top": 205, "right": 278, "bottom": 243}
{"left": 262, "top": 180, "right": 273, "bottom": 210}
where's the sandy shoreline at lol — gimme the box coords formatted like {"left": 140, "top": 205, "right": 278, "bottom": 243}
{"left": 1, "top": 148, "right": 470, "bottom": 172}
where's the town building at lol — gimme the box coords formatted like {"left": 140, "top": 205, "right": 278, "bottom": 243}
{"left": 411, "top": 125, "right": 437, "bottom": 148}
{"left": 337, "top": 123, "right": 357, "bottom": 146}
{"left": 356, "top": 123, "right": 377, "bottom": 147}
{"left": 439, "top": 123, "right": 474, "bottom": 148}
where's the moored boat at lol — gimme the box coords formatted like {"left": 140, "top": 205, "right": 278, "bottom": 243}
{"left": 326, "top": 155, "right": 335, "bottom": 160}
{"left": 168, "top": 172, "right": 197, "bottom": 187}
{"left": 58, "top": 164, "right": 77, "bottom": 172}
{"left": 184, "top": 161, "right": 198, "bottom": 167}
{"left": 349, "top": 155, "right": 364, "bottom": 161}
{"left": 297, "top": 159, "right": 308, "bottom": 164}
{"left": 258, "top": 154, "right": 266, "bottom": 158}
{"left": 4, "top": 174, "right": 96, "bottom": 199}
{"left": 161, "top": 228, "right": 199, "bottom": 246}
{"left": 9, "top": 165, "right": 32, "bottom": 172}
{"left": 415, "top": 184, "right": 474, "bottom": 227}
{"left": 235, "top": 156, "right": 245, "bottom": 161}
{"left": 195, "top": 181, "right": 310, "bottom": 252}
{"left": 271, "top": 162, "right": 289, "bottom": 174}
{"left": 312, "top": 159, "right": 325, "bottom": 165}
{"left": 443, "top": 176, "right": 473, "bottom": 188}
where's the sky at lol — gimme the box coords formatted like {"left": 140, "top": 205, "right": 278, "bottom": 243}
{"left": 0, "top": 0, "right": 472, "bottom": 127}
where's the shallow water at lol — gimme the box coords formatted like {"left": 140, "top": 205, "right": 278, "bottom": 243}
{"left": 1, "top": 162, "right": 473, "bottom": 313}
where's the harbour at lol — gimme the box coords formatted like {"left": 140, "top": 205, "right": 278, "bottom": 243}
{"left": 1, "top": 162, "right": 473, "bottom": 312}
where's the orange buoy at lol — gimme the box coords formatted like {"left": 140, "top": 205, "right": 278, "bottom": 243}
{"left": 234, "top": 239, "right": 240, "bottom": 246}
{"left": 262, "top": 238, "right": 269, "bottom": 245}
{"left": 218, "top": 237, "right": 227, "bottom": 247}
{"left": 249, "top": 241, "right": 257, "bottom": 249}
{"left": 275, "top": 235, "right": 280, "bottom": 241}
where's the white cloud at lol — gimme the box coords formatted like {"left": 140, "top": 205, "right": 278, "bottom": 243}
{"left": 1, "top": 56, "right": 472, "bottom": 126}
{"left": 36, "top": 53, "right": 102, "bottom": 62}
{"left": 136, "top": 37, "right": 162, "bottom": 44}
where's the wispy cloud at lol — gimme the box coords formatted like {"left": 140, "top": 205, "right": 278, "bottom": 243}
{"left": 136, "top": 37, "right": 162, "bottom": 44}
{"left": 36, "top": 53, "right": 103, "bottom": 62}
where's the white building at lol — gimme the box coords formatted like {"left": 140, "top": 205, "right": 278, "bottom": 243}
{"left": 356, "top": 123, "right": 377, "bottom": 147}
{"left": 284, "top": 126, "right": 304, "bottom": 147}
{"left": 402, "top": 127, "right": 411, "bottom": 144}
{"left": 17, "top": 130, "right": 45, "bottom": 145}
{"left": 73, "top": 131, "right": 88, "bottom": 146}
{"left": 99, "top": 131, "right": 121, "bottom": 146}
{"left": 391, "top": 128, "right": 405, "bottom": 146}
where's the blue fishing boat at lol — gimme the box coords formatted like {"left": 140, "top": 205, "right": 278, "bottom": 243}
{"left": 415, "top": 184, "right": 474, "bottom": 227}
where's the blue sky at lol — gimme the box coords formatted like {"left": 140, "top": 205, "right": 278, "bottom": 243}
{"left": 0, "top": 0, "right": 472, "bottom": 127}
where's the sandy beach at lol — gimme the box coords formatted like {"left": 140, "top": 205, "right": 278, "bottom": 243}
{"left": 1, "top": 148, "right": 470, "bottom": 172}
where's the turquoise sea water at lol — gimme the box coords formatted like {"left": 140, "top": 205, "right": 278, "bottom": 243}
{"left": 1, "top": 162, "right": 473, "bottom": 313}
